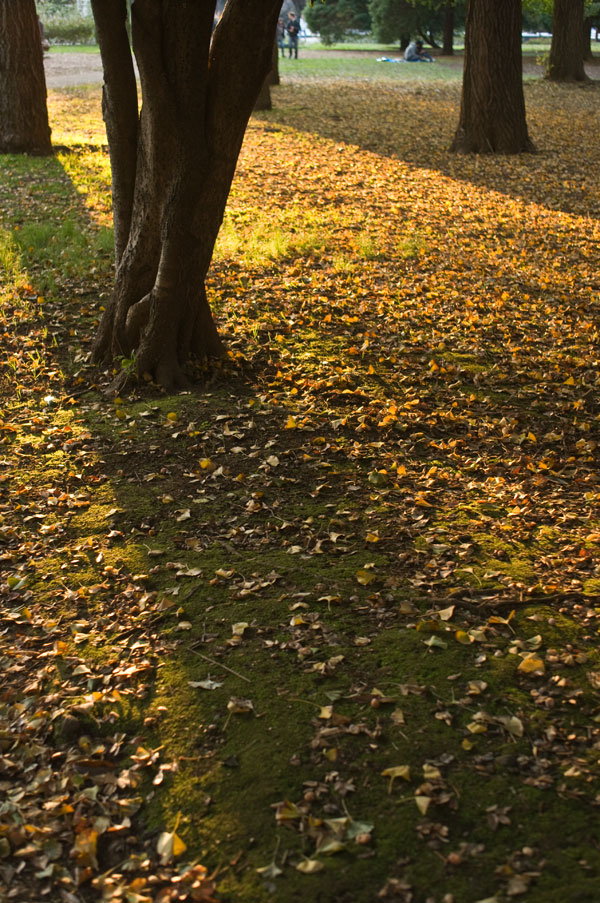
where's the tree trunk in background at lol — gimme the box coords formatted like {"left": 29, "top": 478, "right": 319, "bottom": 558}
{"left": 442, "top": 4, "right": 454, "bottom": 55}
{"left": 269, "top": 39, "right": 280, "bottom": 85}
{"left": 255, "top": 78, "right": 272, "bottom": 110}
{"left": 548, "top": 0, "right": 587, "bottom": 81}
{"left": 0, "top": 0, "right": 52, "bottom": 155}
{"left": 451, "top": 0, "right": 533, "bottom": 155}
{"left": 91, "top": 0, "right": 280, "bottom": 391}
{"left": 583, "top": 17, "right": 594, "bottom": 62}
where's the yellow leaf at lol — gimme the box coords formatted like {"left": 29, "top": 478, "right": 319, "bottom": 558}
{"left": 286, "top": 415, "right": 298, "bottom": 429}
{"left": 497, "top": 715, "right": 524, "bottom": 737}
{"left": 365, "top": 531, "right": 380, "bottom": 543}
{"left": 381, "top": 765, "right": 411, "bottom": 791}
{"left": 356, "top": 568, "right": 375, "bottom": 585}
{"left": 296, "top": 859, "right": 324, "bottom": 874}
{"left": 563, "top": 376, "right": 575, "bottom": 385}
{"left": 166, "top": 412, "right": 178, "bottom": 422}
{"left": 517, "top": 653, "right": 545, "bottom": 675}
{"left": 391, "top": 708, "right": 405, "bottom": 725}
{"left": 455, "top": 630, "right": 474, "bottom": 645}
{"left": 415, "top": 795, "right": 431, "bottom": 815}
{"left": 172, "top": 832, "right": 187, "bottom": 858}
{"left": 199, "top": 458, "right": 215, "bottom": 471}
{"left": 467, "top": 721, "right": 487, "bottom": 734}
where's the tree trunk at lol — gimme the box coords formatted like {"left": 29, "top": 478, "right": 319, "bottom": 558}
{"left": 442, "top": 5, "right": 454, "bottom": 55}
{"left": 269, "top": 38, "right": 280, "bottom": 85}
{"left": 0, "top": 0, "right": 52, "bottom": 155}
{"left": 583, "top": 16, "right": 594, "bottom": 62}
{"left": 547, "top": 0, "right": 588, "bottom": 82}
{"left": 255, "top": 79, "right": 272, "bottom": 111}
{"left": 450, "top": 0, "right": 534, "bottom": 155}
{"left": 91, "top": 0, "right": 280, "bottom": 391}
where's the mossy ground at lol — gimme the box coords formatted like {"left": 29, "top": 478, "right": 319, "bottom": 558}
{"left": 1, "top": 59, "right": 600, "bottom": 903}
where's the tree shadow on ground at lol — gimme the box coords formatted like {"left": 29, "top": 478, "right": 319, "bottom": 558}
{"left": 259, "top": 60, "right": 600, "bottom": 222}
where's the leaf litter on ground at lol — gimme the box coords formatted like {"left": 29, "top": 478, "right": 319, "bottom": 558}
{"left": 0, "top": 61, "right": 600, "bottom": 902}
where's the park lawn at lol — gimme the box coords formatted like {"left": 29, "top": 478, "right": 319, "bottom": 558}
{"left": 1, "top": 66, "right": 600, "bottom": 903}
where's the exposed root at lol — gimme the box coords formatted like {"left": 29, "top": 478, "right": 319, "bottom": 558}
{"left": 125, "top": 294, "right": 152, "bottom": 348}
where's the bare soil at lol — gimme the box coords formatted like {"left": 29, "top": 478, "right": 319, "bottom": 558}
{"left": 44, "top": 51, "right": 104, "bottom": 88}
{"left": 43, "top": 48, "right": 599, "bottom": 88}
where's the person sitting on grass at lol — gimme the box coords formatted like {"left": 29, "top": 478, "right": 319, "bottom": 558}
{"left": 404, "top": 39, "right": 434, "bottom": 62}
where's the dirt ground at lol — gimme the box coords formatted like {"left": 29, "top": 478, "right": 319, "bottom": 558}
{"left": 42, "top": 48, "right": 555, "bottom": 88}
{"left": 44, "top": 51, "right": 105, "bottom": 88}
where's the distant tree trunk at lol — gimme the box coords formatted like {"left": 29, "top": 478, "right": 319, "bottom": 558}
{"left": 269, "top": 38, "right": 280, "bottom": 85}
{"left": 451, "top": 0, "right": 533, "bottom": 155}
{"left": 420, "top": 29, "right": 439, "bottom": 49}
{"left": 547, "top": 0, "right": 588, "bottom": 81}
{"left": 255, "top": 78, "right": 272, "bottom": 110}
{"left": 442, "top": 4, "right": 454, "bottom": 55}
{"left": 91, "top": 0, "right": 280, "bottom": 391}
{"left": 583, "top": 16, "right": 594, "bottom": 61}
{"left": 0, "top": 0, "right": 52, "bottom": 155}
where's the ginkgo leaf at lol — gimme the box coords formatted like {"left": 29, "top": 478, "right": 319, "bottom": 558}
{"left": 232, "top": 621, "right": 249, "bottom": 636}
{"left": 423, "top": 635, "right": 447, "bottom": 649}
{"left": 518, "top": 653, "right": 545, "bottom": 675}
{"left": 355, "top": 569, "right": 375, "bottom": 585}
{"left": 415, "top": 795, "right": 431, "bottom": 815}
{"left": 497, "top": 715, "right": 524, "bottom": 737}
{"left": 188, "top": 678, "right": 223, "bottom": 690}
{"left": 256, "top": 861, "right": 283, "bottom": 878}
{"left": 381, "top": 765, "right": 411, "bottom": 791}
{"left": 296, "top": 858, "right": 324, "bottom": 873}
{"left": 227, "top": 697, "right": 254, "bottom": 715}
{"left": 156, "top": 812, "right": 186, "bottom": 865}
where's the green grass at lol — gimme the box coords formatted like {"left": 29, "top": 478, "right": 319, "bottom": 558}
{"left": 47, "top": 44, "right": 99, "bottom": 54}
{"left": 278, "top": 54, "right": 463, "bottom": 82}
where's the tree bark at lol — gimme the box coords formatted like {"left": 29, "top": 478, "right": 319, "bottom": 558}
{"left": 91, "top": 0, "right": 281, "bottom": 391}
{"left": 450, "top": 0, "right": 534, "bottom": 155}
{"left": 547, "top": 0, "right": 588, "bottom": 82}
{"left": 0, "top": 0, "right": 52, "bottom": 155}
{"left": 255, "top": 79, "right": 272, "bottom": 111}
{"left": 583, "top": 16, "right": 594, "bottom": 62}
{"left": 269, "top": 38, "right": 280, "bottom": 85}
{"left": 442, "top": 5, "right": 454, "bottom": 56}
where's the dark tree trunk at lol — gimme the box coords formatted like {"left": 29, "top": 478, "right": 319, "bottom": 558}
{"left": 583, "top": 16, "right": 594, "bottom": 62}
{"left": 255, "top": 78, "right": 272, "bottom": 110}
{"left": 269, "top": 38, "right": 280, "bottom": 85}
{"left": 420, "top": 30, "right": 439, "bottom": 49}
{"left": 442, "top": 5, "right": 454, "bottom": 55}
{"left": 547, "top": 0, "right": 588, "bottom": 82}
{"left": 90, "top": 0, "right": 280, "bottom": 391}
{"left": 450, "top": 0, "right": 534, "bottom": 155}
{"left": 0, "top": 0, "right": 52, "bottom": 155}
